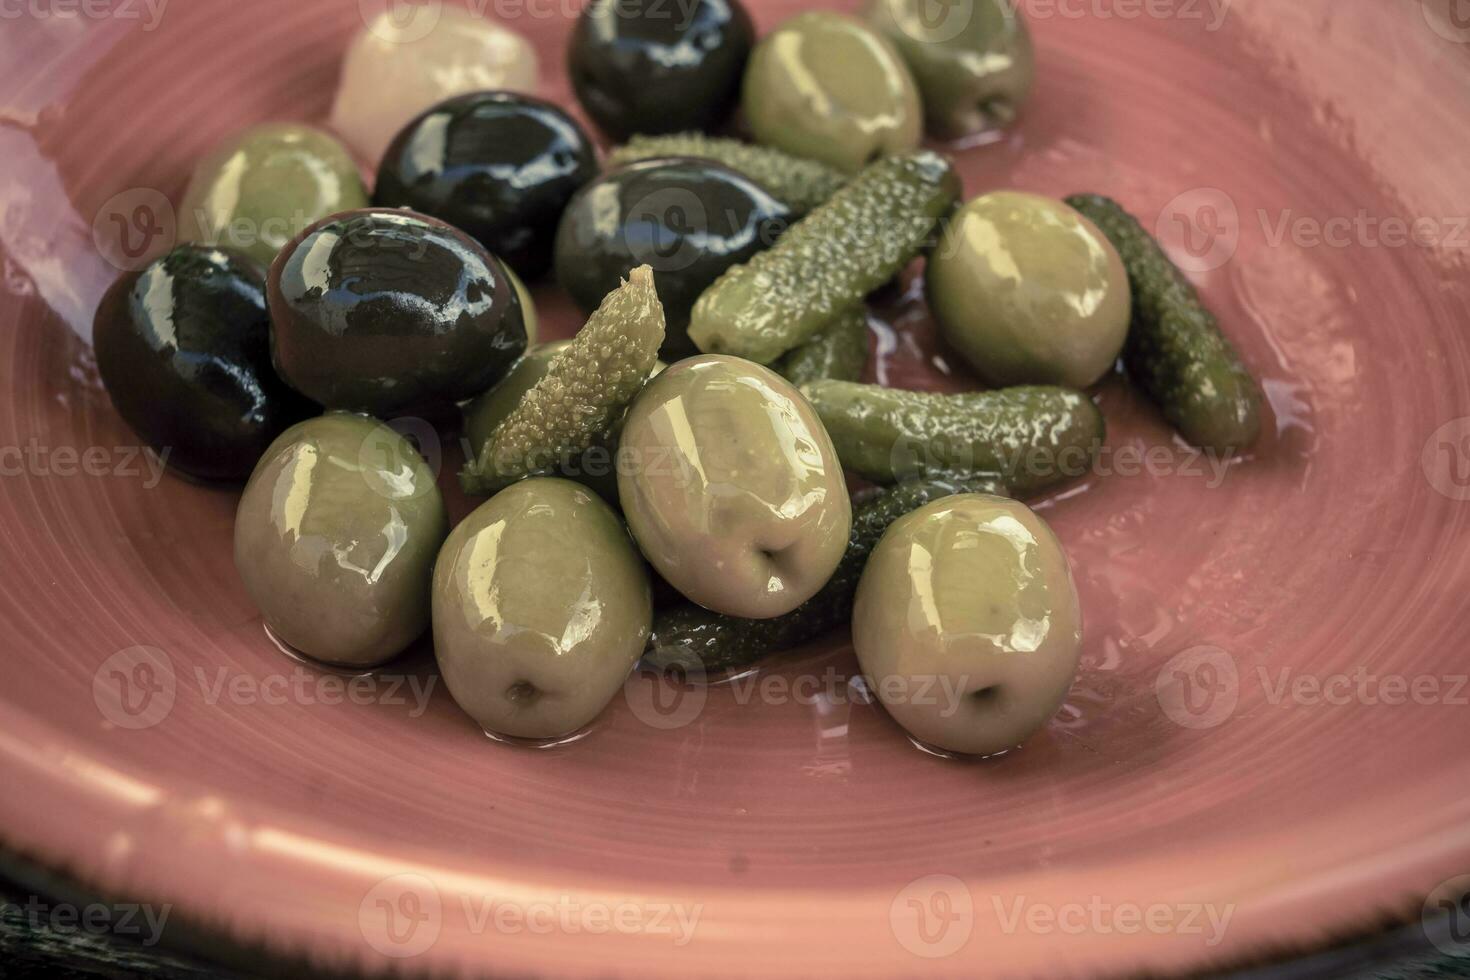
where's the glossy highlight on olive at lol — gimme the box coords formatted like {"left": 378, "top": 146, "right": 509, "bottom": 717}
{"left": 554, "top": 157, "right": 792, "bottom": 357}
{"left": 373, "top": 91, "right": 598, "bottom": 279}
{"left": 568, "top": 0, "right": 754, "bottom": 140}
{"left": 267, "top": 208, "right": 526, "bottom": 416}
{"left": 93, "top": 244, "right": 315, "bottom": 482}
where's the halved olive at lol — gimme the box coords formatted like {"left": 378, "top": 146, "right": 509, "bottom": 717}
{"left": 373, "top": 92, "right": 597, "bottom": 279}
{"left": 93, "top": 244, "right": 314, "bottom": 481}
{"left": 554, "top": 157, "right": 791, "bottom": 358}
{"left": 267, "top": 208, "right": 526, "bottom": 416}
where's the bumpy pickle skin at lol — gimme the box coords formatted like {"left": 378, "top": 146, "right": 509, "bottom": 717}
{"left": 799, "top": 380, "right": 1103, "bottom": 494}
{"left": 460, "top": 265, "right": 665, "bottom": 495}
{"left": 774, "top": 306, "right": 871, "bottom": 386}
{"left": 1065, "top": 193, "right": 1263, "bottom": 453}
{"left": 643, "top": 476, "right": 1004, "bottom": 676}
{"left": 687, "top": 151, "right": 960, "bottom": 364}
{"left": 605, "top": 133, "right": 846, "bottom": 214}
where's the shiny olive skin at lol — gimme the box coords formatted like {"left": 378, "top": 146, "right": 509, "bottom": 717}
{"left": 865, "top": 0, "right": 1034, "bottom": 139}
{"left": 927, "top": 192, "right": 1130, "bottom": 388}
{"left": 742, "top": 12, "right": 922, "bottom": 173}
{"left": 93, "top": 245, "right": 314, "bottom": 481}
{"left": 234, "top": 413, "right": 448, "bottom": 668}
{"left": 433, "top": 477, "right": 652, "bottom": 739}
{"left": 852, "top": 493, "right": 1082, "bottom": 756}
{"left": 568, "top": 0, "right": 754, "bottom": 140}
{"left": 618, "top": 355, "right": 851, "bottom": 619}
{"left": 178, "top": 123, "right": 368, "bottom": 267}
{"left": 268, "top": 208, "right": 526, "bottom": 415}
{"left": 554, "top": 157, "right": 792, "bottom": 358}
{"left": 373, "top": 92, "right": 597, "bottom": 279}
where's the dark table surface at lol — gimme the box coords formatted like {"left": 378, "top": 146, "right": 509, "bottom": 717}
{"left": 2, "top": 859, "right": 1468, "bottom": 979}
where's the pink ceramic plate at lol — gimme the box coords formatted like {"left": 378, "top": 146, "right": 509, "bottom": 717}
{"left": 3, "top": 0, "right": 1469, "bottom": 976}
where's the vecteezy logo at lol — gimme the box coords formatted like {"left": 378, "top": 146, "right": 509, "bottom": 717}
{"left": 92, "top": 189, "right": 175, "bottom": 273}
{"left": 622, "top": 667, "right": 708, "bottom": 731}
{"left": 890, "top": 0, "right": 975, "bottom": 44}
{"left": 890, "top": 874, "right": 973, "bottom": 958}
{"left": 1155, "top": 188, "right": 1240, "bottom": 274}
{"left": 1155, "top": 645, "right": 1239, "bottom": 730}
{"left": 1423, "top": 0, "right": 1470, "bottom": 43}
{"left": 1422, "top": 418, "right": 1470, "bottom": 501}
{"left": 360, "top": 0, "right": 443, "bottom": 43}
{"left": 1422, "top": 875, "right": 1470, "bottom": 957}
{"left": 359, "top": 873, "right": 442, "bottom": 958}
{"left": 93, "top": 646, "right": 176, "bottom": 730}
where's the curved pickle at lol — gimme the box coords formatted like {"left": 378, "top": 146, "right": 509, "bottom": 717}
{"left": 1066, "top": 193, "right": 1263, "bottom": 453}
{"left": 687, "top": 151, "right": 960, "bottom": 364}
{"left": 799, "top": 380, "right": 1104, "bottom": 494}
{"left": 774, "top": 306, "right": 870, "bottom": 386}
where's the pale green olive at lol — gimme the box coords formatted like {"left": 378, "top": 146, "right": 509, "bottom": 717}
{"left": 927, "top": 191, "right": 1131, "bottom": 388}
{"left": 178, "top": 123, "right": 368, "bottom": 267}
{"left": 503, "top": 262, "right": 538, "bottom": 347}
{"left": 233, "top": 413, "right": 448, "bottom": 667}
{"left": 741, "top": 12, "right": 922, "bottom": 173}
{"left": 866, "top": 0, "right": 1034, "bottom": 139}
{"left": 618, "top": 354, "right": 851, "bottom": 619}
{"left": 853, "top": 493, "right": 1082, "bottom": 755}
{"left": 432, "top": 477, "right": 652, "bottom": 739}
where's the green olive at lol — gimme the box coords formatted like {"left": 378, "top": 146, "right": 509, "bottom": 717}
{"left": 865, "top": 0, "right": 1033, "bottom": 139}
{"left": 927, "top": 191, "right": 1130, "bottom": 388}
{"left": 432, "top": 477, "right": 652, "bottom": 739}
{"left": 504, "top": 263, "right": 538, "bottom": 347}
{"left": 852, "top": 493, "right": 1082, "bottom": 755}
{"left": 618, "top": 355, "right": 851, "bottom": 619}
{"left": 741, "top": 12, "right": 922, "bottom": 173}
{"left": 178, "top": 123, "right": 368, "bottom": 268}
{"left": 233, "top": 413, "right": 448, "bottom": 668}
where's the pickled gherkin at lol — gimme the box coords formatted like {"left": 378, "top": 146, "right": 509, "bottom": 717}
{"left": 605, "top": 133, "right": 845, "bottom": 214}
{"left": 688, "top": 151, "right": 960, "bottom": 364}
{"left": 643, "top": 476, "right": 1004, "bottom": 676}
{"left": 774, "top": 306, "right": 870, "bottom": 386}
{"left": 1065, "top": 193, "right": 1263, "bottom": 453}
{"left": 799, "top": 380, "right": 1103, "bottom": 494}
{"left": 461, "top": 266, "right": 665, "bottom": 495}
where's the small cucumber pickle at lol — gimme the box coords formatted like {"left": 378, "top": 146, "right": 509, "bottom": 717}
{"left": 866, "top": 0, "right": 1034, "bottom": 139}
{"left": 433, "top": 477, "right": 652, "bottom": 740}
{"left": 742, "top": 12, "right": 921, "bottom": 173}
{"left": 569, "top": 0, "right": 754, "bottom": 140}
{"left": 1066, "top": 193, "right": 1264, "bottom": 453}
{"left": 554, "top": 157, "right": 792, "bottom": 358}
{"left": 800, "top": 380, "right": 1103, "bottom": 494}
{"left": 462, "top": 266, "right": 666, "bottom": 495}
{"left": 645, "top": 475, "right": 1004, "bottom": 677}
{"left": 178, "top": 123, "right": 368, "bottom": 268}
{"left": 619, "top": 355, "right": 851, "bottom": 620}
{"left": 688, "top": 151, "right": 960, "bottom": 364}
{"left": 93, "top": 244, "right": 314, "bottom": 481}
{"left": 268, "top": 208, "right": 526, "bottom": 416}
{"left": 774, "top": 306, "right": 871, "bottom": 386}
{"left": 234, "top": 413, "right": 448, "bottom": 668}
{"left": 606, "top": 134, "right": 846, "bottom": 215}
{"left": 374, "top": 92, "right": 597, "bottom": 279}
{"left": 853, "top": 493, "right": 1082, "bottom": 755}
{"left": 927, "top": 191, "right": 1130, "bottom": 388}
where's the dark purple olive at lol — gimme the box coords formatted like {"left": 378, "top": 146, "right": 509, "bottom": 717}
{"left": 372, "top": 92, "right": 597, "bottom": 279}
{"left": 553, "top": 157, "right": 791, "bottom": 357}
{"left": 92, "top": 245, "right": 315, "bottom": 482}
{"left": 267, "top": 208, "right": 526, "bottom": 415}
{"left": 568, "top": 0, "right": 754, "bottom": 141}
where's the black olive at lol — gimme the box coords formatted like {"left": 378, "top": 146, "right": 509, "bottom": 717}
{"left": 553, "top": 157, "right": 791, "bottom": 358}
{"left": 568, "top": 0, "right": 754, "bottom": 141}
{"left": 267, "top": 208, "right": 526, "bottom": 416}
{"left": 92, "top": 245, "right": 315, "bottom": 482}
{"left": 373, "top": 92, "right": 597, "bottom": 279}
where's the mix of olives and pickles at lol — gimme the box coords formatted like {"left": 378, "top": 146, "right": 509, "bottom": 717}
{"left": 90, "top": 0, "right": 1265, "bottom": 759}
